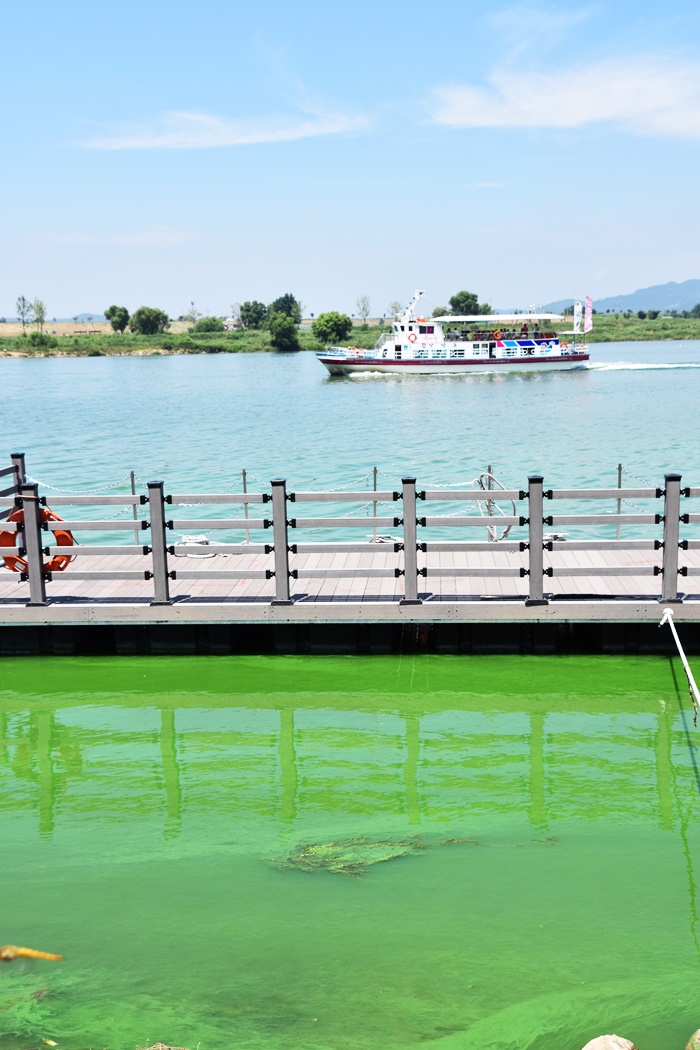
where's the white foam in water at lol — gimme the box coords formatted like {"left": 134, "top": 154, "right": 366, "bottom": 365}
{"left": 586, "top": 361, "right": 700, "bottom": 371}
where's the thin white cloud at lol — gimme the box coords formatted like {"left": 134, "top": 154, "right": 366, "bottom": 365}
{"left": 30, "top": 227, "right": 201, "bottom": 249}
{"left": 431, "top": 57, "right": 700, "bottom": 137}
{"left": 83, "top": 110, "right": 368, "bottom": 150}
{"left": 485, "top": 2, "right": 596, "bottom": 56}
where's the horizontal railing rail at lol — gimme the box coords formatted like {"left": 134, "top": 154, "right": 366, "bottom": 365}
{"left": 3, "top": 454, "right": 700, "bottom": 608}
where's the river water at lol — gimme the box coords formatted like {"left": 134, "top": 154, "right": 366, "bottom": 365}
{"left": 1, "top": 654, "right": 699, "bottom": 1050}
{"left": 3, "top": 346, "right": 700, "bottom": 1050}
{"left": 3, "top": 342, "right": 700, "bottom": 492}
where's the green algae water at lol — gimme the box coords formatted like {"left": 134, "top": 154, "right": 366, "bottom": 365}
{"left": 1, "top": 654, "right": 700, "bottom": 1050}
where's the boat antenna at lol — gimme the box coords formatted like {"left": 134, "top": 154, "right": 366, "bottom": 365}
{"left": 400, "top": 290, "right": 425, "bottom": 321}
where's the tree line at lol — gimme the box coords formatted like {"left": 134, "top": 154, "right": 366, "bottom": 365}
{"left": 9, "top": 288, "right": 496, "bottom": 350}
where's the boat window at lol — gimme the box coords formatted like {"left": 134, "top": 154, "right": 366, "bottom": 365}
{"left": 396, "top": 347, "right": 402, "bottom": 359}
{"left": 418, "top": 325, "right": 435, "bottom": 335}
{"left": 453, "top": 348, "right": 465, "bottom": 358}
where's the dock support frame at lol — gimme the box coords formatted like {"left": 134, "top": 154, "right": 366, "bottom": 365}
{"left": 526, "top": 474, "right": 547, "bottom": 605}
{"left": 20, "top": 483, "right": 47, "bottom": 606}
{"left": 400, "top": 477, "right": 422, "bottom": 605}
{"left": 661, "top": 472, "right": 682, "bottom": 603}
{"left": 271, "top": 478, "right": 292, "bottom": 604}
{"left": 148, "top": 480, "right": 171, "bottom": 605}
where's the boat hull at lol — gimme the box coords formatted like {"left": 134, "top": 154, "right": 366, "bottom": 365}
{"left": 318, "top": 354, "right": 589, "bottom": 375}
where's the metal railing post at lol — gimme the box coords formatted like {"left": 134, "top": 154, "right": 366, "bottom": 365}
{"left": 527, "top": 474, "right": 547, "bottom": 605}
{"left": 19, "top": 483, "right": 47, "bottom": 606}
{"left": 147, "top": 480, "right": 171, "bottom": 605}
{"left": 0, "top": 453, "right": 26, "bottom": 523}
{"left": 11, "top": 452, "right": 26, "bottom": 486}
{"left": 661, "top": 472, "right": 682, "bottom": 603}
{"left": 400, "top": 476, "right": 422, "bottom": 605}
{"left": 271, "top": 478, "right": 292, "bottom": 604}
{"left": 130, "top": 470, "right": 140, "bottom": 547}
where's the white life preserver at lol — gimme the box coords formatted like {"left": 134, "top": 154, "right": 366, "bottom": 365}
{"left": 408, "top": 333, "right": 417, "bottom": 343}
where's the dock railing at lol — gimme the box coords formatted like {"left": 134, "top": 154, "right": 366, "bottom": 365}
{"left": 0, "top": 454, "right": 698, "bottom": 608}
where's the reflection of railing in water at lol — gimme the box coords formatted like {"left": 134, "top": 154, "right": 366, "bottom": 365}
{"left": 0, "top": 702, "right": 686, "bottom": 841}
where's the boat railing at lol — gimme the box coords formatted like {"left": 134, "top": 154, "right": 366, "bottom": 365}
{"left": 0, "top": 455, "right": 695, "bottom": 607}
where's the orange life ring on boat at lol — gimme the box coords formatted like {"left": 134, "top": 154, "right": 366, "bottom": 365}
{"left": 408, "top": 333, "right": 417, "bottom": 343}
{"left": 560, "top": 342, "right": 569, "bottom": 350}
{"left": 0, "top": 507, "right": 74, "bottom": 573}
{"left": 493, "top": 330, "right": 503, "bottom": 339}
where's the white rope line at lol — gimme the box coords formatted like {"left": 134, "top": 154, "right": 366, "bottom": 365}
{"left": 26, "top": 472, "right": 136, "bottom": 494}
{"left": 660, "top": 609, "right": 700, "bottom": 727}
{"left": 621, "top": 466, "right": 657, "bottom": 488}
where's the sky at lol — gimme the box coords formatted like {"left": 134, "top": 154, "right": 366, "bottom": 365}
{"left": 3, "top": 0, "right": 700, "bottom": 319}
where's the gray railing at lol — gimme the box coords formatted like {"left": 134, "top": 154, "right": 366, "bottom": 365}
{"left": 0, "top": 454, "right": 697, "bottom": 608}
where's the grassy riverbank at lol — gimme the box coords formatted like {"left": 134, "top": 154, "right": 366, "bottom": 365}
{"left": 0, "top": 325, "right": 389, "bottom": 357}
{"left": 580, "top": 313, "right": 700, "bottom": 342}
{"left": 1, "top": 315, "right": 700, "bottom": 356}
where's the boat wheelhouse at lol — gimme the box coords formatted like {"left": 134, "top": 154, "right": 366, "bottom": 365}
{"left": 317, "top": 290, "right": 589, "bottom": 375}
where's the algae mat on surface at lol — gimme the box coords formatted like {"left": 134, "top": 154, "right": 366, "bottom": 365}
{"left": 0, "top": 654, "right": 699, "bottom": 1050}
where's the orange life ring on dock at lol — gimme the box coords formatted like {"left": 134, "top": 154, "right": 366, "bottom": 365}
{"left": 408, "top": 333, "right": 417, "bottom": 342}
{"left": 493, "top": 329, "right": 503, "bottom": 339}
{"left": 0, "top": 507, "right": 74, "bottom": 573}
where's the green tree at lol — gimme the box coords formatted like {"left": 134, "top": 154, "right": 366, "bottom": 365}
{"left": 269, "top": 312, "right": 300, "bottom": 351}
{"left": 32, "top": 298, "right": 47, "bottom": 333}
{"left": 432, "top": 306, "right": 449, "bottom": 317}
{"left": 312, "top": 311, "right": 353, "bottom": 344}
{"left": 269, "top": 293, "right": 301, "bottom": 323}
{"left": 689, "top": 303, "right": 700, "bottom": 318}
{"left": 240, "top": 301, "right": 268, "bottom": 329}
{"left": 191, "top": 316, "right": 225, "bottom": 333}
{"left": 104, "top": 305, "right": 130, "bottom": 333}
{"left": 129, "top": 306, "right": 170, "bottom": 335}
{"left": 448, "top": 290, "right": 480, "bottom": 315}
{"left": 648, "top": 309, "right": 660, "bottom": 320}
{"left": 388, "top": 300, "right": 403, "bottom": 317}
{"left": 637, "top": 310, "right": 647, "bottom": 320}
{"left": 16, "top": 295, "right": 33, "bottom": 334}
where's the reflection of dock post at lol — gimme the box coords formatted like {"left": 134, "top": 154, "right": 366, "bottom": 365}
{"left": 404, "top": 715, "right": 421, "bottom": 825}
{"left": 279, "top": 710, "right": 297, "bottom": 823}
{"left": 528, "top": 712, "right": 547, "bottom": 829}
{"left": 160, "top": 709, "right": 182, "bottom": 837}
{"left": 36, "top": 711, "right": 56, "bottom": 837}
{"left": 0, "top": 711, "right": 7, "bottom": 765}
{"left": 656, "top": 704, "right": 674, "bottom": 830}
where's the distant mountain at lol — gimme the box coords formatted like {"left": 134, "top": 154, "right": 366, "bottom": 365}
{"left": 4, "top": 312, "right": 106, "bottom": 323}
{"left": 544, "top": 280, "right": 700, "bottom": 314}
{"left": 58, "top": 313, "right": 107, "bottom": 322}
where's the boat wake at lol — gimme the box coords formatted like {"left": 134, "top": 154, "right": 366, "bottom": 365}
{"left": 586, "top": 361, "right": 700, "bottom": 372}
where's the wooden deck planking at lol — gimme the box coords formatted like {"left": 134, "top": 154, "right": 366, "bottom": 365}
{"left": 3, "top": 544, "right": 700, "bottom": 620}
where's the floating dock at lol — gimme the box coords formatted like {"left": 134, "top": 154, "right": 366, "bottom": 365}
{"left": 2, "top": 453, "right": 700, "bottom": 653}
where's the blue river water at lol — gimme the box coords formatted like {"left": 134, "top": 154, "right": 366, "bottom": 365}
{"left": 2, "top": 342, "right": 699, "bottom": 541}
{"left": 2, "top": 342, "right": 699, "bottom": 491}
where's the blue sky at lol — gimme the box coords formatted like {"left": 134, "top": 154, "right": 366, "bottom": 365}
{"left": 3, "top": 0, "right": 700, "bottom": 318}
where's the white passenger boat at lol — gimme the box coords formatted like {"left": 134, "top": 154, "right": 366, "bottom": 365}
{"left": 317, "top": 290, "right": 589, "bottom": 375}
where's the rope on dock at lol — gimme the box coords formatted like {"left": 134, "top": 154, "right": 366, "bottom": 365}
{"left": 26, "top": 472, "right": 136, "bottom": 494}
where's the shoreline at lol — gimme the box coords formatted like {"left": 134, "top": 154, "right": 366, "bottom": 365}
{"left": 3, "top": 335, "right": 700, "bottom": 359}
